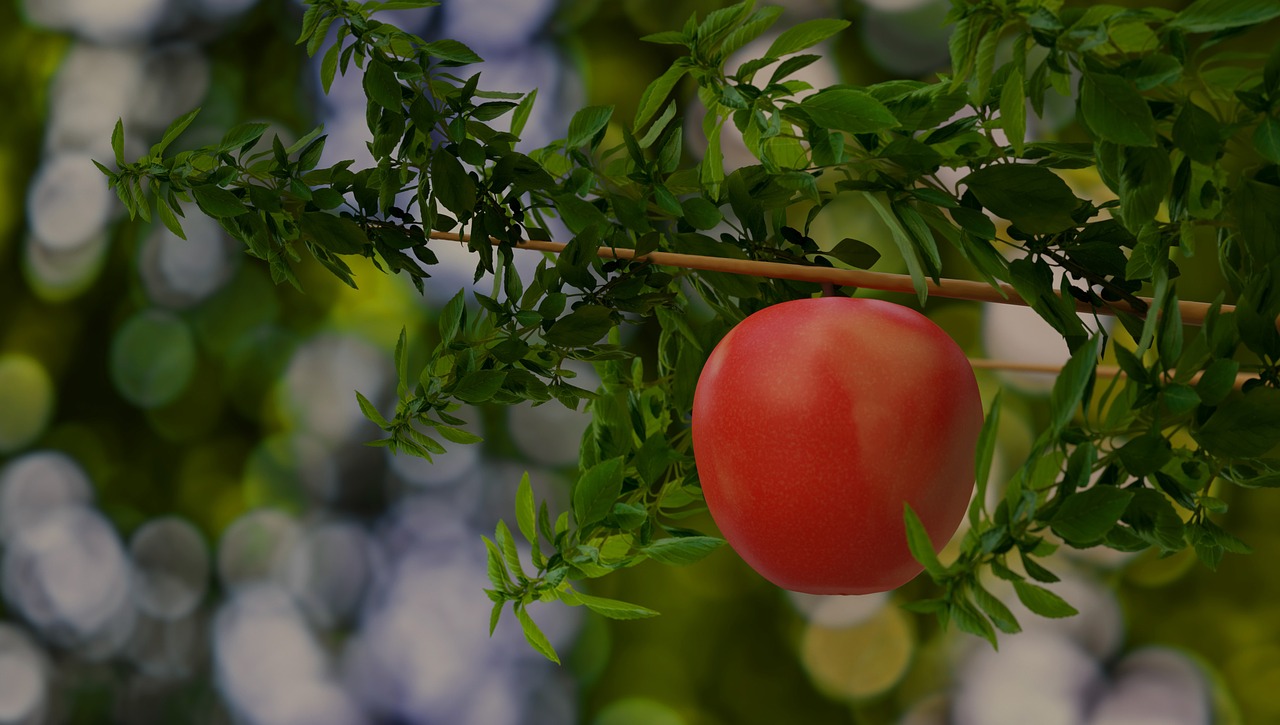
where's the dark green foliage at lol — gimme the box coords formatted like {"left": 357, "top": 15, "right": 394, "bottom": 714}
{"left": 99, "top": 0, "right": 1280, "bottom": 659}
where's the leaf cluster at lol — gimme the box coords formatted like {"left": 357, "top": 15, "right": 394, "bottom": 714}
{"left": 98, "top": 0, "right": 1280, "bottom": 659}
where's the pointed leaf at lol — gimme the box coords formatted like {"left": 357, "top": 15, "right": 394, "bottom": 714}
{"left": 1050, "top": 486, "right": 1135, "bottom": 544}
{"left": 566, "top": 105, "right": 614, "bottom": 148}
{"left": 1081, "top": 73, "right": 1157, "bottom": 147}
{"left": 111, "top": 119, "right": 125, "bottom": 167}
{"left": 560, "top": 589, "right": 660, "bottom": 619}
{"left": 573, "top": 457, "right": 625, "bottom": 528}
{"left": 191, "top": 185, "right": 247, "bottom": 218}
{"left": 642, "top": 536, "right": 725, "bottom": 565}
{"left": 516, "top": 472, "right": 538, "bottom": 544}
{"left": 1048, "top": 334, "right": 1102, "bottom": 434}
{"left": 1012, "top": 580, "right": 1078, "bottom": 618}
{"left": 904, "top": 503, "right": 945, "bottom": 578}
{"left": 355, "top": 391, "right": 391, "bottom": 429}
{"left": 1171, "top": 0, "right": 1280, "bottom": 32}
{"left": 765, "top": 18, "right": 850, "bottom": 57}
{"left": 962, "top": 164, "right": 1079, "bottom": 234}
{"left": 800, "top": 89, "right": 899, "bottom": 134}
{"left": 514, "top": 605, "right": 560, "bottom": 663}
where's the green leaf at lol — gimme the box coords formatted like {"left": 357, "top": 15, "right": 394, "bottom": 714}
{"left": 300, "top": 211, "right": 368, "bottom": 254}
{"left": 1116, "top": 433, "right": 1173, "bottom": 478}
{"left": 696, "top": 2, "right": 754, "bottom": 47}
{"left": 1012, "top": 580, "right": 1079, "bottom": 618}
{"left": 681, "top": 197, "right": 723, "bottom": 230}
{"left": 892, "top": 199, "right": 941, "bottom": 280}
{"left": 1195, "top": 386, "right": 1280, "bottom": 458}
{"left": 111, "top": 119, "right": 125, "bottom": 167}
{"left": 566, "top": 105, "right": 614, "bottom": 148}
{"left": 951, "top": 599, "right": 998, "bottom": 647}
{"left": 573, "top": 457, "right": 625, "bottom": 528}
{"left": 1133, "top": 53, "right": 1183, "bottom": 90}
{"left": 1255, "top": 117, "right": 1280, "bottom": 164}
{"left": 821, "top": 238, "right": 881, "bottom": 269}
{"left": 560, "top": 589, "right": 659, "bottom": 619}
{"left": 1048, "top": 334, "right": 1102, "bottom": 434}
{"left": 514, "top": 605, "right": 560, "bottom": 664}
{"left": 1019, "top": 551, "right": 1060, "bottom": 583}
{"left": 1117, "top": 146, "right": 1172, "bottom": 232}
{"left": 638, "top": 101, "right": 677, "bottom": 150}
{"left": 951, "top": 207, "right": 996, "bottom": 240}
{"left": 720, "top": 6, "right": 784, "bottom": 59}
{"left": 453, "top": 370, "right": 506, "bottom": 404}
{"left": 610, "top": 502, "right": 648, "bottom": 530}
{"left": 488, "top": 600, "right": 504, "bottom": 636}
{"left": 1170, "top": 0, "right": 1280, "bottom": 32}
{"left": 971, "top": 581, "right": 1021, "bottom": 635}
{"left": 191, "top": 185, "right": 246, "bottom": 218}
{"left": 482, "top": 535, "right": 511, "bottom": 590}
{"left": 1000, "top": 64, "right": 1027, "bottom": 155}
{"left": 439, "top": 290, "right": 464, "bottom": 344}
{"left": 642, "top": 536, "right": 725, "bottom": 565}
{"left": 1196, "top": 358, "right": 1240, "bottom": 406}
{"left": 153, "top": 108, "right": 200, "bottom": 155}
{"left": 434, "top": 424, "right": 482, "bottom": 444}
{"left": 422, "top": 38, "right": 484, "bottom": 65}
{"left": 1162, "top": 383, "right": 1200, "bottom": 416}
{"left": 363, "top": 58, "right": 403, "bottom": 111}
{"left": 356, "top": 391, "right": 391, "bottom": 429}
{"left": 970, "top": 391, "right": 1002, "bottom": 526}
{"left": 635, "top": 63, "right": 691, "bottom": 130}
{"left": 511, "top": 88, "right": 537, "bottom": 138}
{"left": 1049, "top": 486, "right": 1135, "bottom": 544}
{"left": 799, "top": 89, "right": 899, "bottom": 134}
{"left": 320, "top": 40, "right": 341, "bottom": 94}
{"left": 765, "top": 18, "right": 850, "bottom": 58}
{"left": 1080, "top": 74, "right": 1157, "bottom": 147}
{"left": 393, "top": 327, "right": 409, "bottom": 399}
{"left": 1124, "top": 488, "right": 1186, "bottom": 552}
{"left": 640, "top": 30, "right": 688, "bottom": 46}
{"left": 430, "top": 150, "right": 477, "bottom": 216}
{"left": 865, "top": 193, "right": 928, "bottom": 304}
{"left": 1172, "top": 102, "right": 1222, "bottom": 165}
{"left": 961, "top": 165, "right": 1078, "bottom": 234}
{"left": 903, "top": 503, "right": 945, "bottom": 578}
{"left": 494, "top": 520, "right": 524, "bottom": 579}
{"left": 546, "top": 305, "right": 614, "bottom": 347}
{"left": 969, "top": 26, "right": 998, "bottom": 104}
{"left": 516, "top": 472, "right": 538, "bottom": 544}
{"left": 220, "top": 121, "right": 271, "bottom": 153}
{"left": 156, "top": 200, "right": 186, "bottom": 240}
{"left": 553, "top": 194, "right": 609, "bottom": 235}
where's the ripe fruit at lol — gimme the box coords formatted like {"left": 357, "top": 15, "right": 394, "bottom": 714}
{"left": 692, "top": 297, "right": 983, "bottom": 594}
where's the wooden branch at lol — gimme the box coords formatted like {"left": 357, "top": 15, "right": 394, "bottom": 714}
{"left": 969, "top": 358, "right": 1254, "bottom": 389}
{"left": 429, "top": 231, "right": 1229, "bottom": 326}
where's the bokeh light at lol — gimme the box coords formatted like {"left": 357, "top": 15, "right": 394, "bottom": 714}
{"left": 0, "top": 0, "right": 1271, "bottom": 722}
{"left": 0, "top": 355, "right": 54, "bottom": 454}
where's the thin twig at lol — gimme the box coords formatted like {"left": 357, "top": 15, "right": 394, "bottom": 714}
{"left": 969, "top": 358, "right": 1254, "bottom": 389}
{"left": 429, "top": 231, "right": 1228, "bottom": 326}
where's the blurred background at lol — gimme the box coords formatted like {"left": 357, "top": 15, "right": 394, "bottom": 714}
{"left": 0, "top": 0, "right": 1275, "bottom": 723}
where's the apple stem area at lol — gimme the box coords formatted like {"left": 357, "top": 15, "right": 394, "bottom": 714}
{"left": 430, "top": 231, "right": 1237, "bottom": 329}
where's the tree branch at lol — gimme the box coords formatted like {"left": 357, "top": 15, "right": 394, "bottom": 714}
{"left": 429, "top": 231, "right": 1231, "bottom": 327}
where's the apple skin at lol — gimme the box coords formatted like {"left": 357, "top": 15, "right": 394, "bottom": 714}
{"left": 691, "top": 297, "right": 982, "bottom": 595}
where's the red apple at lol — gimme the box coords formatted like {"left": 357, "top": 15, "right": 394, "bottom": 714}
{"left": 692, "top": 296, "right": 982, "bottom": 594}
